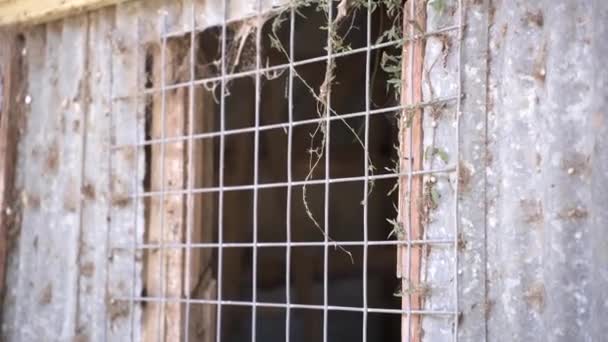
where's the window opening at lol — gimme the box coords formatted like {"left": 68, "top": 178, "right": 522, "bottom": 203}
{"left": 109, "top": 0, "right": 465, "bottom": 341}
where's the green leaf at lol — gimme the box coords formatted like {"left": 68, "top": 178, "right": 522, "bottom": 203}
{"left": 430, "top": 188, "right": 440, "bottom": 206}
{"left": 435, "top": 148, "right": 449, "bottom": 163}
{"left": 429, "top": 0, "right": 446, "bottom": 14}
{"left": 425, "top": 147, "right": 450, "bottom": 163}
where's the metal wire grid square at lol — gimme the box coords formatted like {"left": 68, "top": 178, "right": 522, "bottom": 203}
{"left": 107, "top": 0, "right": 465, "bottom": 341}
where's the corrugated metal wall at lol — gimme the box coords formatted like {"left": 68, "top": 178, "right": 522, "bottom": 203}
{"left": 425, "top": 0, "right": 608, "bottom": 340}
{"left": 1, "top": 0, "right": 607, "bottom": 341}
{"left": 1, "top": 5, "right": 140, "bottom": 341}
{"left": 484, "top": 0, "right": 608, "bottom": 340}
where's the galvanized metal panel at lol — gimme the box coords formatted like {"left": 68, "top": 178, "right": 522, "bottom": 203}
{"left": 485, "top": 0, "right": 608, "bottom": 341}
{"left": 107, "top": 2, "right": 147, "bottom": 340}
{"left": 76, "top": 7, "right": 115, "bottom": 342}
{"left": 589, "top": 1, "right": 608, "bottom": 339}
{"left": 421, "top": 0, "right": 608, "bottom": 341}
{"left": 420, "top": 0, "right": 470, "bottom": 339}
{"left": 3, "top": 16, "right": 88, "bottom": 340}
{"left": 454, "top": 0, "right": 489, "bottom": 340}
{"left": 0, "top": 24, "right": 46, "bottom": 340}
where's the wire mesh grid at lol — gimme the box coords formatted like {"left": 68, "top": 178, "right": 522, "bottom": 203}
{"left": 108, "top": 0, "right": 465, "bottom": 341}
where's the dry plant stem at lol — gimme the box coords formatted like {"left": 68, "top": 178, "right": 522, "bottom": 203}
{"left": 268, "top": 1, "right": 403, "bottom": 262}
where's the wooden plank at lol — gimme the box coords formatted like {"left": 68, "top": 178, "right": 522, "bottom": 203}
{"left": 143, "top": 36, "right": 188, "bottom": 342}
{"left": 0, "top": 0, "right": 126, "bottom": 26}
{"left": 142, "top": 18, "right": 216, "bottom": 340}
{"left": 398, "top": 1, "right": 426, "bottom": 341}
{"left": 139, "top": 2, "right": 221, "bottom": 339}
{"left": 0, "top": 29, "right": 25, "bottom": 311}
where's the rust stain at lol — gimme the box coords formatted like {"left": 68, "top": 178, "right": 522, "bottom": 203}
{"left": 45, "top": 141, "right": 60, "bottom": 173}
{"left": 73, "top": 332, "right": 89, "bottom": 342}
{"left": 39, "top": 283, "right": 53, "bottom": 305}
{"left": 60, "top": 114, "right": 67, "bottom": 134}
{"left": 30, "top": 146, "right": 40, "bottom": 159}
{"left": 80, "top": 261, "right": 95, "bottom": 278}
{"left": 485, "top": 299, "right": 495, "bottom": 320}
{"left": 108, "top": 298, "right": 129, "bottom": 321}
{"left": 486, "top": 150, "right": 494, "bottom": 165}
{"left": 122, "top": 146, "right": 137, "bottom": 168}
{"left": 558, "top": 206, "right": 588, "bottom": 220}
{"left": 111, "top": 194, "right": 132, "bottom": 208}
{"left": 524, "top": 282, "right": 545, "bottom": 312}
{"left": 81, "top": 183, "right": 96, "bottom": 200}
{"left": 535, "top": 153, "right": 542, "bottom": 169}
{"left": 520, "top": 198, "right": 544, "bottom": 225}
{"left": 63, "top": 187, "right": 79, "bottom": 213}
{"left": 525, "top": 10, "right": 544, "bottom": 27}
{"left": 488, "top": 1, "right": 496, "bottom": 23}
{"left": 592, "top": 111, "right": 604, "bottom": 129}
{"left": 73, "top": 119, "right": 81, "bottom": 133}
{"left": 458, "top": 161, "right": 472, "bottom": 193}
{"left": 501, "top": 24, "right": 508, "bottom": 38}
{"left": 458, "top": 233, "right": 468, "bottom": 251}
{"left": 561, "top": 152, "right": 590, "bottom": 178}
{"left": 533, "top": 41, "right": 547, "bottom": 84}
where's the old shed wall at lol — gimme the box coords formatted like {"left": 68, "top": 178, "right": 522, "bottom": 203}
{"left": 0, "top": 0, "right": 607, "bottom": 341}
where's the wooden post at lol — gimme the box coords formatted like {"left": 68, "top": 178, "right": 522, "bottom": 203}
{"left": 142, "top": 38, "right": 187, "bottom": 342}
{"left": 143, "top": 37, "right": 192, "bottom": 341}
{"left": 398, "top": 1, "right": 426, "bottom": 341}
{"left": 142, "top": 35, "right": 216, "bottom": 342}
{"left": 0, "top": 30, "right": 25, "bottom": 305}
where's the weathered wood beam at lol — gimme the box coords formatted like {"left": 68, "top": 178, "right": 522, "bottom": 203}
{"left": 143, "top": 34, "right": 216, "bottom": 342}
{"left": 0, "top": 0, "right": 125, "bottom": 26}
{"left": 142, "top": 39, "right": 188, "bottom": 342}
{"left": 398, "top": 0, "right": 426, "bottom": 341}
{"left": 0, "top": 30, "right": 25, "bottom": 306}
